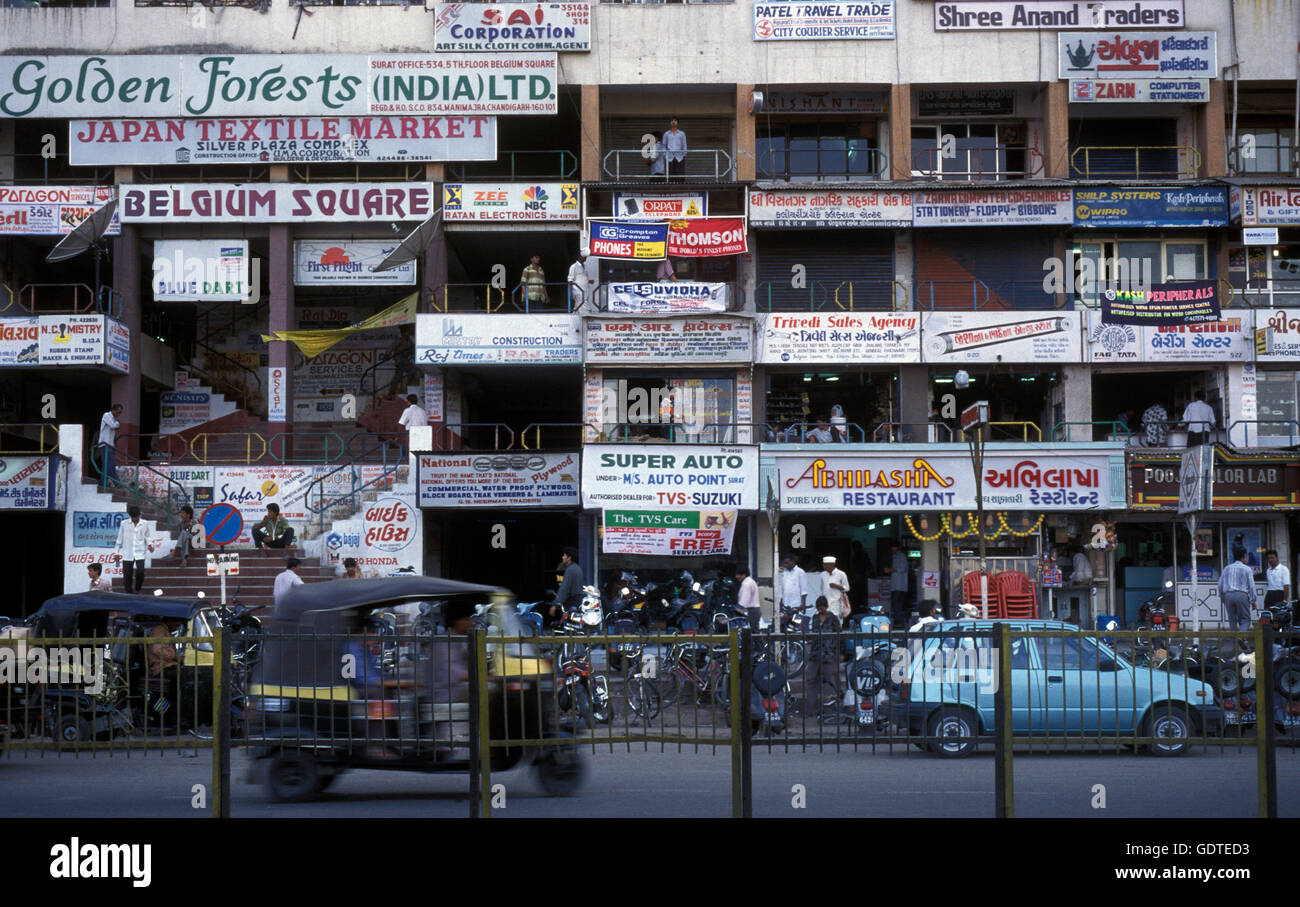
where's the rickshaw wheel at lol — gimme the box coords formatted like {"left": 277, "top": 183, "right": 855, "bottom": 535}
{"left": 534, "top": 748, "right": 586, "bottom": 797}
{"left": 265, "top": 751, "right": 323, "bottom": 802}
{"left": 56, "top": 715, "right": 92, "bottom": 748}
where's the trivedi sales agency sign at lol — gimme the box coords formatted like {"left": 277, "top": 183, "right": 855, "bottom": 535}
{"left": 120, "top": 183, "right": 436, "bottom": 222}
{"left": 776, "top": 451, "right": 1121, "bottom": 511}
{"left": 434, "top": 3, "right": 591, "bottom": 52}
{"left": 1058, "top": 32, "right": 1216, "bottom": 79}
{"left": 758, "top": 312, "right": 921, "bottom": 364}
{"left": 417, "top": 452, "right": 580, "bottom": 507}
{"left": 581, "top": 445, "right": 759, "bottom": 511}
{"left": 753, "top": 1, "right": 895, "bottom": 41}
{"left": 748, "top": 189, "right": 911, "bottom": 228}
{"left": 0, "top": 55, "right": 559, "bottom": 118}
{"left": 68, "top": 116, "right": 497, "bottom": 166}
{"left": 0, "top": 186, "right": 119, "bottom": 236}
{"left": 935, "top": 1, "right": 1184, "bottom": 31}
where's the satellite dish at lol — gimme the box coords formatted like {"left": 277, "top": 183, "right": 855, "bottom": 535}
{"left": 373, "top": 209, "right": 443, "bottom": 273}
{"left": 46, "top": 198, "right": 119, "bottom": 264}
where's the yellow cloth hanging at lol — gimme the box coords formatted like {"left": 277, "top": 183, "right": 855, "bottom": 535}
{"left": 261, "top": 291, "right": 418, "bottom": 358}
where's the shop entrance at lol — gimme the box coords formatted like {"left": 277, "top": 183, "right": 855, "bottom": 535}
{"left": 432, "top": 510, "right": 580, "bottom": 603}
{"left": 4, "top": 513, "right": 66, "bottom": 617}
{"left": 930, "top": 367, "right": 1058, "bottom": 440}
{"left": 776, "top": 514, "right": 896, "bottom": 612}
{"left": 765, "top": 368, "right": 895, "bottom": 443}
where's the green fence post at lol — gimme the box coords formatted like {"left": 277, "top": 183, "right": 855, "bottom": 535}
{"left": 1256, "top": 622, "right": 1278, "bottom": 818}
{"left": 211, "top": 626, "right": 230, "bottom": 819}
{"left": 729, "top": 629, "right": 743, "bottom": 818}
{"left": 469, "top": 626, "right": 491, "bottom": 819}
{"left": 995, "top": 623, "right": 1014, "bottom": 818}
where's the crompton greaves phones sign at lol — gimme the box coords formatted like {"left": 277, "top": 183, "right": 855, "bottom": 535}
{"left": 753, "top": 1, "right": 895, "bottom": 40}
{"left": 935, "top": 2, "right": 1184, "bottom": 31}
{"left": 434, "top": 3, "right": 591, "bottom": 52}
{"left": 1058, "top": 32, "right": 1216, "bottom": 79}
{"left": 581, "top": 445, "right": 759, "bottom": 511}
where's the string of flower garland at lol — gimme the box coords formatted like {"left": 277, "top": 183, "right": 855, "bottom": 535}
{"left": 901, "top": 512, "right": 1044, "bottom": 541}
{"left": 998, "top": 512, "right": 1045, "bottom": 538}
{"left": 904, "top": 514, "right": 947, "bottom": 542}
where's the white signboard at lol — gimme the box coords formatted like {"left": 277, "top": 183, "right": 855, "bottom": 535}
{"left": 1243, "top": 227, "right": 1280, "bottom": 245}
{"left": 912, "top": 189, "right": 1073, "bottom": 227}
{"left": 1239, "top": 187, "right": 1300, "bottom": 226}
{"left": 0, "top": 317, "right": 40, "bottom": 366}
{"left": 753, "top": 1, "right": 895, "bottom": 40}
{"left": 121, "top": 183, "right": 437, "bottom": 223}
{"left": 1069, "top": 78, "right": 1209, "bottom": 103}
{"left": 581, "top": 444, "right": 759, "bottom": 511}
{"left": 294, "top": 240, "right": 417, "bottom": 286}
{"left": 607, "top": 282, "right": 729, "bottom": 314}
{"left": 936, "top": 1, "right": 1184, "bottom": 31}
{"left": 0, "top": 457, "right": 54, "bottom": 510}
{"left": 268, "top": 367, "right": 288, "bottom": 422}
{"left": 418, "top": 452, "right": 580, "bottom": 507}
{"left": 612, "top": 193, "right": 707, "bottom": 221}
{"left": 1256, "top": 310, "right": 1300, "bottom": 361}
{"left": 434, "top": 2, "right": 591, "bottom": 52}
{"left": 775, "top": 450, "right": 1120, "bottom": 512}
{"left": 69, "top": 116, "right": 497, "bottom": 166}
{"left": 152, "top": 239, "right": 250, "bottom": 301}
{"left": 106, "top": 319, "right": 129, "bottom": 374}
{"left": 585, "top": 316, "right": 753, "bottom": 363}
{"left": 212, "top": 465, "right": 315, "bottom": 542}
{"left": 1058, "top": 31, "right": 1216, "bottom": 80}
{"left": 922, "top": 312, "right": 1084, "bottom": 363}
{"left": 747, "top": 188, "right": 911, "bottom": 228}
{"left": 0, "top": 186, "right": 119, "bottom": 236}
{"left": 442, "top": 182, "right": 580, "bottom": 221}
{"left": 757, "top": 312, "right": 921, "bottom": 364}
{"left": 416, "top": 314, "right": 582, "bottom": 364}
{"left": 602, "top": 509, "right": 738, "bottom": 556}
{"left": 1086, "top": 310, "right": 1252, "bottom": 363}
{"left": 38, "top": 315, "right": 104, "bottom": 365}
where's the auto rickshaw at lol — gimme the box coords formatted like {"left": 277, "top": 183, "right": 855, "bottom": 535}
{"left": 245, "top": 576, "right": 585, "bottom": 802}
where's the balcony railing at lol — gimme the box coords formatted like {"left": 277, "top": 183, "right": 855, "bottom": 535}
{"left": 757, "top": 148, "right": 890, "bottom": 182}
{"left": 447, "top": 150, "right": 579, "bottom": 182}
{"left": 911, "top": 146, "right": 1044, "bottom": 181}
{"left": 757, "top": 279, "right": 906, "bottom": 312}
{"left": 872, "top": 422, "right": 954, "bottom": 443}
{"left": 1069, "top": 145, "right": 1200, "bottom": 180}
{"left": 1226, "top": 138, "right": 1298, "bottom": 177}
{"left": 916, "top": 279, "right": 991, "bottom": 310}
{"left": 601, "top": 149, "right": 734, "bottom": 182}
{"left": 959, "top": 422, "right": 1041, "bottom": 443}
{"left": 0, "top": 423, "right": 60, "bottom": 455}
{"left": 1228, "top": 420, "right": 1300, "bottom": 448}
{"left": 1051, "top": 421, "right": 1132, "bottom": 444}
{"left": 0, "top": 152, "right": 112, "bottom": 186}
{"left": 1234, "top": 277, "right": 1300, "bottom": 309}
{"left": 509, "top": 282, "right": 582, "bottom": 313}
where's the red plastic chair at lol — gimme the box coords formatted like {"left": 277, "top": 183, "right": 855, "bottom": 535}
{"left": 962, "top": 571, "right": 1002, "bottom": 618}
{"left": 996, "top": 571, "right": 1038, "bottom": 620}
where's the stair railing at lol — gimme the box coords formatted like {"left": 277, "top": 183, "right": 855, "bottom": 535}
{"left": 89, "top": 443, "right": 191, "bottom": 524}
{"left": 302, "top": 436, "right": 407, "bottom": 538}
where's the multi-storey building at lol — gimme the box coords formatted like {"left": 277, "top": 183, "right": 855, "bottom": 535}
{"left": 1, "top": 0, "right": 1298, "bottom": 628}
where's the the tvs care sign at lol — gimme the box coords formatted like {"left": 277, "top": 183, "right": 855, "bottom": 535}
{"left": 581, "top": 445, "right": 759, "bottom": 510}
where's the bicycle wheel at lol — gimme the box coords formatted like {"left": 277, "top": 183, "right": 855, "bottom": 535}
{"left": 626, "top": 677, "right": 661, "bottom": 721}
{"left": 659, "top": 670, "right": 682, "bottom": 708}
{"left": 782, "top": 640, "right": 806, "bottom": 678}
{"left": 713, "top": 670, "right": 731, "bottom": 707}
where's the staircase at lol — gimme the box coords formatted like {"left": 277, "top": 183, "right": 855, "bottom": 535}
{"left": 146, "top": 548, "right": 336, "bottom": 614}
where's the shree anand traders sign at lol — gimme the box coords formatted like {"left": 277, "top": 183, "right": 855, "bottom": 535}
{"left": 120, "top": 183, "right": 436, "bottom": 223}
{"left": 912, "top": 189, "right": 1073, "bottom": 227}
{"left": 581, "top": 445, "right": 759, "bottom": 511}
{"left": 753, "top": 1, "right": 895, "bottom": 40}
{"left": 434, "top": 3, "right": 591, "bottom": 52}
{"left": 776, "top": 451, "right": 1119, "bottom": 512}
{"left": 0, "top": 186, "right": 119, "bottom": 236}
{"left": 747, "top": 189, "right": 911, "bottom": 228}
{"left": 1058, "top": 32, "right": 1216, "bottom": 79}
{"left": 757, "top": 312, "right": 920, "bottom": 364}
{"left": 417, "top": 452, "right": 580, "bottom": 507}
{"left": 936, "top": 2, "right": 1184, "bottom": 31}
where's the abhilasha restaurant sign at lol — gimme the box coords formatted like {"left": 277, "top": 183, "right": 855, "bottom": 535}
{"left": 1129, "top": 451, "right": 1300, "bottom": 510}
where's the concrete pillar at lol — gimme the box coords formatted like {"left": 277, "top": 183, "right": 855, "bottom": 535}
{"left": 898, "top": 364, "right": 931, "bottom": 441}
{"left": 1059, "top": 364, "right": 1094, "bottom": 442}
{"left": 268, "top": 225, "right": 294, "bottom": 446}
{"left": 423, "top": 228, "right": 448, "bottom": 313}
{"left": 0, "top": 120, "right": 13, "bottom": 182}
{"left": 110, "top": 224, "right": 141, "bottom": 460}
{"left": 580, "top": 84, "right": 601, "bottom": 182}
{"left": 736, "top": 83, "right": 756, "bottom": 181}
{"left": 1042, "top": 81, "right": 1070, "bottom": 178}
{"left": 424, "top": 161, "right": 445, "bottom": 182}
{"left": 889, "top": 84, "right": 912, "bottom": 179}
{"left": 1199, "top": 80, "right": 1227, "bottom": 178}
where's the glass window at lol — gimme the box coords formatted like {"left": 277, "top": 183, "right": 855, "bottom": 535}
{"left": 1164, "top": 243, "right": 1205, "bottom": 281}
{"left": 1038, "top": 634, "right": 1100, "bottom": 672}
{"left": 600, "top": 374, "right": 735, "bottom": 443}
{"left": 1234, "top": 129, "right": 1295, "bottom": 175}
{"left": 759, "top": 122, "right": 880, "bottom": 180}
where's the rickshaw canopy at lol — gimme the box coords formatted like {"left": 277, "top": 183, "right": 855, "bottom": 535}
{"left": 30, "top": 591, "right": 199, "bottom": 638}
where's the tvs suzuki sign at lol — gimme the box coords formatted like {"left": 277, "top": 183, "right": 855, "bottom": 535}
{"left": 364, "top": 497, "right": 417, "bottom": 551}
{"left": 1058, "top": 31, "right": 1215, "bottom": 79}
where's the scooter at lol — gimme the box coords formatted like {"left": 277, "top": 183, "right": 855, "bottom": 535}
{"left": 728, "top": 654, "right": 787, "bottom": 736}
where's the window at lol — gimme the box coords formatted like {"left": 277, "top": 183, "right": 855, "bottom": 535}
{"left": 1230, "top": 244, "right": 1300, "bottom": 308}
{"left": 600, "top": 374, "right": 736, "bottom": 442}
{"left": 757, "top": 122, "right": 882, "bottom": 181}
{"left": 1231, "top": 128, "right": 1296, "bottom": 175}
{"left": 911, "top": 122, "right": 1028, "bottom": 180}
{"left": 8, "top": 0, "right": 109, "bottom": 6}
{"left": 1037, "top": 634, "right": 1101, "bottom": 672}
{"left": 1071, "top": 238, "right": 1209, "bottom": 305}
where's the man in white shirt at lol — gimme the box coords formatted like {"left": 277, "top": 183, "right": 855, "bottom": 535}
{"left": 567, "top": 251, "right": 595, "bottom": 311}
{"left": 820, "top": 556, "right": 851, "bottom": 621}
{"left": 113, "top": 505, "right": 154, "bottom": 593}
{"left": 97, "top": 403, "right": 123, "bottom": 487}
{"left": 806, "top": 421, "right": 833, "bottom": 444}
{"left": 1265, "top": 549, "right": 1291, "bottom": 610}
{"left": 664, "top": 118, "right": 687, "bottom": 180}
{"left": 1181, "top": 392, "right": 1216, "bottom": 447}
{"left": 779, "top": 555, "right": 807, "bottom": 618}
{"left": 274, "top": 557, "right": 306, "bottom": 608}
{"left": 735, "top": 564, "right": 761, "bottom": 632}
{"left": 398, "top": 394, "right": 429, "bottom": 432}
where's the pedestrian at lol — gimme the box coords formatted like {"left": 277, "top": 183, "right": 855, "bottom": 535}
{"left": 273, "top": 557, "right": 305, "bottom": 608}
{"left": 520, "top": 254, "right": 548, "bottom": 307}
{"left": 779, "top": 554, "right": 807, "bottom": 618}
{"left": 829, "top": 403, "right": 848, "bottom": 443}
{"left": 820, "top": 555, "right": 851, "bottom": 622}
{"left": 1141, "top": 401, "right": 1169, "bottom": 447}
{"left": 909, "top": 602, "right": 941, "bottom": 632}
{"left": 567, "top": 250, "right": 594, "bottom": 310}
{"left": 1217, "top": 547, "right": 1257, "bottom": 633}
{"left": 1071, "top": 545, "right": 1093, "bottom": 584}
{"left": 656, "top": 257, "right": 678, "bottom": 282}
{"left": 342, "top": 557, "right": 362, "bottom": 579}
{"left": 886, "top": 541, "right": 909, "bottom": 626}
{"left": 113, "top": 505, "right": 154, "bottom": 594}
{"left": 87, "top": 562, "right": 112, "bottom": 592}
{"left": 175, "top": 504, "right": 198, "bottom": 567}
{"left": 251, "top": 502, "right": 296, "bottom": 554}
{"left": 1181, "top": 391, "right": 1216, "bottom": 447}
{"left": 432, "top": 597, "right": 475, "bottom": 761}
{"left": 806, "top": 596, "right": 842, "bottom": 714}
{"left": 1265, "top": 549, "right": 1290, "bottom": 611}
{"left": 647, "top": 131, "right": 666, "bottom": 177}
{"left": 734, "top": 563, "right": 761, "bottom": 632}
{"left": 1116, "top": 407, "right": 1137, "bottom": 438}
{"left": 398, "top": 394, "right": 428, "bottom": 433}
{"left": 96, "top": 403, "right": 123, "bottom": 487}
{"left": 535, "top": 546, "right": 583, "bottom": 629}
{"left": 664, "top": 117, "right": 687, "bottom": 180}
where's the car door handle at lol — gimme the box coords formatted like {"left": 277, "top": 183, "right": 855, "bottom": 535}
{"left": 1047, "top": 675, "right": 1063, "bottom": 683}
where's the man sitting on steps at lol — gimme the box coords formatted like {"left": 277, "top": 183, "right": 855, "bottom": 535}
{"left": 251, "top": 503, "right": 296, "bottom": 555}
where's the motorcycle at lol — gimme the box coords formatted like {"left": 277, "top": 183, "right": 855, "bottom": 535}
{"left": 727, "top": 654, "right": 787, "bottom": 736}
{"left": 667, "top": 572, "right": 709, "bottom": 633}
{"left": 553, "top": 622, "right": 611, "bottom": 728}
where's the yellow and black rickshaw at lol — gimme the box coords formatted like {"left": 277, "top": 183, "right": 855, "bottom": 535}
{"left": 245, "top": 576, "right": 584, "bottom": 802}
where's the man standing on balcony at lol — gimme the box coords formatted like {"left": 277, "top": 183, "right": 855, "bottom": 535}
{"left": 656, "top": 258, "right": 678, "bottom": 282}
{"left": 96, "top": 403, "right": 123, "bottom": 487}
{"left": 567, "top": 250, "right": 594, "bottom": 310}
{"left": 1182, "top": 391, "right": 1216, "bottom": 447}
{"left": 647, "top": 132, "right": 666, "bottom": 177}
{"left": 521, "top": 254, "right": 549, "bottom": 307}
{"left": 664, "top": 118, "right": 687, "bottom": 181}
{"left": 1141, "top": 401, "right": 1169, "bottom": 447}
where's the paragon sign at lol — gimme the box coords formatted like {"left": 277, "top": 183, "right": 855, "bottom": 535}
{"left": 0, "top": 186, "right": 119, "bottom": 236}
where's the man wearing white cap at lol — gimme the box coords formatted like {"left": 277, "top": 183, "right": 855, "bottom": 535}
{"left": 820, "top": 556, "right": 851, "bottom": 621}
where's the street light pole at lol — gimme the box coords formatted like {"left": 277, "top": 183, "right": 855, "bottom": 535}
{"left": 963, "top": 401, "right": 991, "bottom": 619}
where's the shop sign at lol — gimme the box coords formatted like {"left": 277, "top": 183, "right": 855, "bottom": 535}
{"left": 0, "top": 317, "right": 39, "bottom": 366}
{"left": 363, "top": 497, "right": 417, "bottom": 552}
{"left": 105, "top": 319, "right": 130, "bottom": 373}
{"left": 1057, "top": 31, "right": 1216, "bottom": 80}
{"left": 602, "top": 509, "right": 738, "bottom": 556}
{"left": 293, "top": 240, "right": 416, "bottom": 285}
{"left": 921, "top": 311, "right": 1084, "bottom": 363}
{"left": 762, "top": 90, "right": 887, "bottom": 114}
{"left": 936, "top": 2, "right": 1184, "bottom": 31}
{"left": 434, "top": 2, "right": 591, "bottom": 53}
{"left": 152, "top": 239, "right": 250, "bottom": 301}
{"left": 68, "top": 116, "right": 496, "bottom": 166}
{"left": 38, "top": 315, "right": 104, "bottom": 365}
{"left": 159, "top": 391, "right": 211, "bottom": 433}
{"left": 415, "top": 313, "right": 582, "bottom": 364}
{"left": 1099, "top": 279, "right": 1219, "bottom": 326}
{"left": 1072, "top": 187, "right": 1227, "bottom": 228}
{"left": 0, "top": 456, "right": 54, "bottom": 510}
{"left": 584, "top": 316, "right": 752, "bottom": 364}
{"left": 915, "top": 87, "right": 1015, "bottom": 117}
{"left": 613, "top": 193, "right": 707, "bottom": 221}
{"left": 268, "top": 367, "right": 287, "bottom": 422}
{"left": 756, "top": 312, "right": 920, "bottom": 364}
{"left": 120, "top": 183, "right": 436, "bottom": 223}
{"left": 912, "top": 188, "right": 1073, "bottom": 227}
{"left": 442, "top": 182, "right": 579, "bottom": 221}
{"left": 72, "top": 511, "right": 127, "bottom": 547}
{"left": 747, "top": 188, "right": 911, "bottom": 228}
{"left": 1086, "top": 310, "right": 1251, "bottom": 363}
{"left": 774, "top": 450, "right": 1120, "bottom": 511}
{"left": 1255, "top": 309, "right": 1300, "bottom": 360}
{"left": 588, "top": 220, "right": 667, "bottom": 260}
{"left": 0, "top": 186, "right": 119, "bottom": 236}
{"left": 1128, "top": 451, "right": 1300, "bottom": 510}
{"left": 417, "top": 452, "right": 579, "bottom": 507}
{"left": 211, "top": 466, "right": 315, "bottom": 541}
{"left": 607, "top": 282, "right": 729, "bottom": 314}
{"left": 1069, "top": 78, "right": 1208, "bottom": 102}
{"left": 1238, "top": 187, "right": 1300, "bottom": 226}
{"left": 666, "top": 217, "right": 747, "bottom": 258}
{"left": 581, "top": 444, "right": 759, "bottom": 510}
{"left": 753, "top": 1, "right": 895, "bottom": 41}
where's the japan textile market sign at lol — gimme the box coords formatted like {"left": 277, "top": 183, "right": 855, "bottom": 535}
{"left": 912, "top": 188, "right": 1073, "bottom": 227}
{"left": 1069, "top": 78, "right": 1208, "bottom": 102}
{"left": 1072, "top": 187, "right": 1227, "bottom": 228}
{"left": 1058, "top": 31, "right": 1216, "bottom": 79}
{"left": 1099, "top": 280, "right": 1220, "bottom": 326}
{"left": 584, "top": 316, "right": 753, "bottom": 364}
{"left": 1129, "top": 451, "right": 1300, "bottom": 511}
{"left": 0, "top": 55, "right": 559, "bottom": 118}
{"left": 416, "top": 313, "right": 581, "bottom": 364}
{"left": 1255, "top": 309, "right": 1300, "bottom": 361}
{"left": 921, "top": 312, "right": 1084, "bottom": 363}
{"left": 442, "top": 182, "right": 580, "bottom": 221}
{"left": 936, "top": 1, "right": 1183, "bottom": 31}
{"left": 747, "top": 188, "right": 911, "bottom": 228}
{"left": 602, "top": 510, "right": 738, "bottom": 556}
{"left": 757, "top": 312, "right": 920, "bottom": 364}
{"left": 774, "top": 450, "right": 1121, "bottom": 512}
{"left": 0, "top": 186, "right": 119, "bottom": 236}
{"left": 0, "top": 457, "right": 56, "bottom": 510}
{"left": 434, "top": 2, "right": 591, "bottom": 52}
{"left": 1086, "top": 310, "right": 1251, "bottom": 363}
{"left": 581, "top": 445, "right": 759, "bottom": 510}
{"left": 152, "top": 239, "right": 250, "bottom": 302}
{"left": 588, "top": 220, "right": 668, "bottom": 260}
{"left": 1237, "top": 187, "right": 1300, "bottom": 226}
{"left": 68, "top": 116, "right": 497, "bottom": 166}
{"left": 607, "top": 282, "right": 729, "bottom": 314}
{"left": 294, "top": 240, "right": 417, "bottom": 285}
{"left": 612, "top": 193, "right": 707, "bottom": 221}
{"left": 666, "top": 217, "right": 747, "bottom": 258}
{"left": 417, "top": 452, "right": 580, "bottom": 507}
{"left": 120, "top": 183, "right": 436, "bottom": 222}
{"left": 753, "top": 1, "right": 895, "bottom": 40}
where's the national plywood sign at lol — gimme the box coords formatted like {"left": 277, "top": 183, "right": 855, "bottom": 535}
{"left": 417, "top": 452, "right": 580, "bottom": 507}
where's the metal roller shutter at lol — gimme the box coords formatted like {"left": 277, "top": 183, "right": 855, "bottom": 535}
{"left": 914, "top": 228, "right": 1055, "bottom": 310}
{"left": 755, "top": 230, "right": 894, "bottom": 311}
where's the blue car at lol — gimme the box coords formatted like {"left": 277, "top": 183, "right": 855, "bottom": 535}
{"left": 888, "top": 620, "right": 1222, "bottom": 757}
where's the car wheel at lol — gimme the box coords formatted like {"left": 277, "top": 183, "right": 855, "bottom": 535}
{"left": 534, "top": 748, "right": 585, "bottom": 797}
{"left": 1143, "top": 704, "right": 1192, "bottom": 757}
{"left": 926, "top": 707, "right": 979, "bottom": 758}
{"left": 265, "top": 751, "right": 322, "bottom": 802}
{"left": 1275, "top": 658, "right": 1300, "bottom": 701}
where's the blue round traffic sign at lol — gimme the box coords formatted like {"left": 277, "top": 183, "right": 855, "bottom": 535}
{"left": 201, "top": 503, "right": 243, "bottom": 547}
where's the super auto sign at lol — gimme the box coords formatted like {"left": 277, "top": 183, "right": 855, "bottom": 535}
{"left": 1129, "top": 453, "right": 1300, "bottom": 510}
